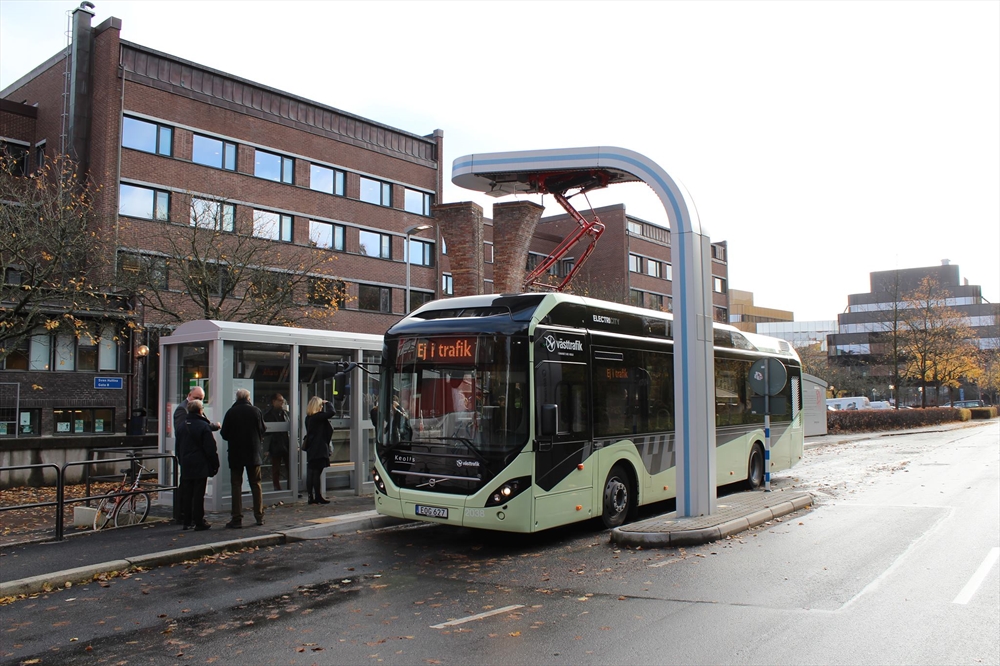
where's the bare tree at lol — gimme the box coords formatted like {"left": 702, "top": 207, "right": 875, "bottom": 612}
{"left": 117, "top": 196, "right": 347, "bottom": 327}
{"left": 1, "top": 157, "right": 128, "bottom": 363}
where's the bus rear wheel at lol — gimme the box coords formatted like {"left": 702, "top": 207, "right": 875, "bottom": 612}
{"left": 602, "top": 464, "right": 632, "bottom": 529}
{"left": 747, "top": 443, "right": 765, "bottom": 490}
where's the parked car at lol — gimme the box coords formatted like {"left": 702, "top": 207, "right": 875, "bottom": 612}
{"left": 945, "top": 400, "right": 984, "bottom": 408}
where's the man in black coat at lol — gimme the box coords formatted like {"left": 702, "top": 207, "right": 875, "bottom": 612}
{"left": 177, "top": 399, "right": 221, "bottom": 531}
{"left": 220, "top": 388, "right": 267, "bottom": 528}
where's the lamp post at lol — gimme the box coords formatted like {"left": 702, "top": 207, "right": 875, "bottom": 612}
{"left": 404, "top": 224, "right": 432, "bottom": 313}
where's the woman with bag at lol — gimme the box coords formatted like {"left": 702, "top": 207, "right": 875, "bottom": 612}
{"left": 263, "top": 393, "right": 290, "bottom": 491}
{"left": 178, "top": 399, "right": 221, "bottom": 530}
{"left": 303, "top": 396, "right": 334, "bottom": 504}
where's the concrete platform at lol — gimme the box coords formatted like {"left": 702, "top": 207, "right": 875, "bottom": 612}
{"left": 611, "top": 489, "right": 813, "bottom": 548}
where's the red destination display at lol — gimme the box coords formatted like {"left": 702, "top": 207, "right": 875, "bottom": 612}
{"left": 398, "top": 337, "right": 478, "bottom": 364}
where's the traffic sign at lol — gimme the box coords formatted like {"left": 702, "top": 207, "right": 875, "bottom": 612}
{"left": 749, "top": 358, "right": 786, "bottom": 396}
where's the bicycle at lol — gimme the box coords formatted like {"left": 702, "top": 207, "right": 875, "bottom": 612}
{"left": 93, "top": 463, "right": 153, "bottom": 530}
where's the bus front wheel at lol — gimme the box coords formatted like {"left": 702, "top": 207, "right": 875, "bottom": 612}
{"left": 747, "top": 443, "right": 765, "bottom": 490}
{"left": 602, "top": 464, "right": 632, "bottom": 529}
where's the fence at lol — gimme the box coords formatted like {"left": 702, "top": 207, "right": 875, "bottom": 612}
{"left": 0, "top": 452, "right": 177, "bottom": 541}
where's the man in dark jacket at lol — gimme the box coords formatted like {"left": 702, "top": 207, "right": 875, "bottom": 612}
{"left": 220, "top": 388, "right": 266, "bottom": 528}
{"left": 177, "top": 399, "right": 221, "bottom": 531}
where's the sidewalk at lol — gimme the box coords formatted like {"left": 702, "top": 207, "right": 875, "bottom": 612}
{"left": 0, "top": 492, "right": 405, "bottom": 598}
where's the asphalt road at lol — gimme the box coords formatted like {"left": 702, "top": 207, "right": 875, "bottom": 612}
{"left": 2, "top": 422, "right": 997, "bottom": 665}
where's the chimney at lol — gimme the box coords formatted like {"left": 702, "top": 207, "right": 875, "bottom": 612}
{"left": 941, "top": 259, "right": 950, "bottom": 266}
{"left": 68, "top": 2, "right": 96, "bottom": 168}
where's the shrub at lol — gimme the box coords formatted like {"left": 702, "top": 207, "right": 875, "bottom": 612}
{"left": 827, "top": 407, "right": 974, "bottom": 433}
{"left": 970, "top": 406, "right": 998, "bottom": 420}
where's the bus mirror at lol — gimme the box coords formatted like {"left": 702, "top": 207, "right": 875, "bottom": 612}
{"left": 539, "top": 404, "right": 558, "bottom": 437}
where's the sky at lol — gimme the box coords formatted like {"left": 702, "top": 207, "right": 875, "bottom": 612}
{"left": 1, "top": 0, "right": 997, "bottom": 322}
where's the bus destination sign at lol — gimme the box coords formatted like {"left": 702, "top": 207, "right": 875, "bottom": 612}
{"left": 399, "top": 337, "right": 479, "bottom": 365}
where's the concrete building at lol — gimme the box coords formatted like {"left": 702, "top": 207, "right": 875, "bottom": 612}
{"left": 826, "top": 261, "right": 997, "bottom": 403}
{"left": 756, "top": 321, "right": 838, "bottom": 350}
{"left": 728, "top": 289, "right": 793, "bottom": 333}
{"left": 1, "top": 8, "right": 442, "bottom": 440}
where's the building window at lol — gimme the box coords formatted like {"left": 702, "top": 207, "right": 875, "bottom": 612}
{"left": 358, "top": 284, "right": 391, "bottom": 313}
{"left": 191, "top": 198, "right": 235, "bottom": 231}
{"left": 29, "top": 333, "right": 50, "bottom": 370}
{"left": 646, "top": 259, "right": 661, "bottom": 278}
{"left": 561, "top": 259, "right": 574, "bottom": 277}
{"left": 55, "top": 333, "right": 76, "bottom": 371}
{"left": 1, "top": 140, "right": 31, "bottom": 176}
{"left": 407, "top": 238, "right": 434, "bottom": 267}
{"left": 715, "top": 307, "right": 728, "bottom": 323}
{"left": 309, "top": 221, "right": 345, "bottom": 251}
{"left": 442, "top": 273, "right": 453, "bottom": 296}
{"left": 35, "top": 142, "right": 45, "bottom": 170}
{"left": 629, "top": 289, "right": 643, "bottom": 307}
{"left": 255, "top": 149, "right": 294, "bottom": 184}
{"left": 484, "top": 242, "right": 494, "bottom": 264}
{"left": 649, "top": 293, "right": 664, "bottom": 311}
{"left": 712, "top": 244, "right": 727, "bottom": 261}
{"left": 359, "top": 230, "right": 391, "bottom": 259}
{"left": 360, "top": 177, "right": 392, "bottom": 206}
{"left": 54, "top": 407, "right": 115, "bottom": 435}
{"left": 404, "top": 188, "right": 432, "bottom": 215}
{"left": 409, "top": 290, "right": 434, "bottom": 312}
{"left": 310, "top": 164, "right": 345, "bottom": 196}
{"left": 0, "top": 408, "right": 39, "bottom": 436}
{"left": 308, "top": 278, "right": 346, "bottom": 307}
{"left": 629, "top": 254, "right": 642, "bottom": 273}
{"left": 253, "top": 210, "right": 293, "bottom": 242}
{"left": 118, "top": 252, "right": 168, "bottom": 289}
{"left": 713, "top": 277, "right": 727, "bottom": 294}
{"left": 664, "top": 263, "right": 672, "bottom": 281}
{"left": 667, "top": 296, "right": 673, "bottom": 312}
{"left": 119, "top": 183, "right": 170, "bottom": 221}
{"left": 441, "top": 237, "right": 448, "bottom": 255}
{"left": 122, "top": 117, "right": 172, "bottom": 156}
{"left": 192, "top": 134, "right": 236, "bottom": 170}
{"left": 627, "top": 220, "right": 643, "bottom": 235}
{"left": 195, "top": 263, "right": 235, "bottom": 297}
{"left": 1, "top": 337, "right": 29, "bottom": 370}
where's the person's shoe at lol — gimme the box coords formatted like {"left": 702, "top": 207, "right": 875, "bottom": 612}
{"left": 194, "top": 522, "right": 211, "bottom": 531}
{"left": 225, "top": 519, "right": 242, "bottom": 529}
{"left": 316, "top": 497, "right": 331, "bottom": 505}
{"left": 255, "top": 518, "right": 265, "bottom": 526}
{"left": 182, "top": 524, "right": 193, "bottom": 530}
{"left": 307, "top": 499, "right": 318, "bottom": 505}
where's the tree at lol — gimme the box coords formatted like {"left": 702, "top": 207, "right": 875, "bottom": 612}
{"left": 900, "top": 276, "right": 981, "bottom": 407}
{"left": 1, "top": 158, "right": 129, "bottom": 363}
{"left": 797, "top": 342, "right": 829, "bottom": 380}
{"left": 867, "top": 269, "right": 906, "bottom": 408}
{"left": 116, "top": 196, "right": 346, "bottom": 327}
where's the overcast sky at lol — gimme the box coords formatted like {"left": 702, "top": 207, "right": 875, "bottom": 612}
{"left": 2, "top": 0, "right": 997, "bottom": 321}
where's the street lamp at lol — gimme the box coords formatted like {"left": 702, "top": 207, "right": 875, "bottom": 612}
{"left": 404, "top": 224, "right": 432, "bottom": 313}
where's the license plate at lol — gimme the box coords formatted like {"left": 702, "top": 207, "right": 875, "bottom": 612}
{"left": 415, "top": 505, "right": 448, "bottom": 519}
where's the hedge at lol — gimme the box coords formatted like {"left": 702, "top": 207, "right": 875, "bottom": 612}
{"left": 827, "top": 407, "right": 986, "bottom": 433}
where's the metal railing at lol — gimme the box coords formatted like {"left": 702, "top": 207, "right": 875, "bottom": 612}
{"left": 0, "top": 453, "right": 178, "bottom": 541}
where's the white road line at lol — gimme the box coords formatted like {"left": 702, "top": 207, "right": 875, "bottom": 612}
{"left": 953, "top": 547, "right": 1000, "bottom": 605}
{"left": 430, "top": 604, "right": 525, "bottom": 630}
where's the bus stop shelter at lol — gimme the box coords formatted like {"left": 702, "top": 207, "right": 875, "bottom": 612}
{"left": 158, "top": 320, "right": 383, "bottom": 512}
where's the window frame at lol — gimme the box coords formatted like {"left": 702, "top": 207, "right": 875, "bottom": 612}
{"left": 309, "top": 164, "right": 346, "bottom": 196}
{"left": 309, "top": 220, "right": 346, "bottom": 251}
{"left": 122, "top": 116, "right": 173, "bottom": 157}
{"left": 254, "top": 149, "right": 294, "bottom": 184}
{"left": 406, "top": 238, "right": 434, "bottom": 267}
{"left": 191, "top": 198, "right": 235, "bottom": 232}
{"left": 119, "top": 183, "right": 170, "bottom": 221}
{"left": 253, "top": 209, "right": 294, "bottom": 242}
{"left": 403, "top": 188, "right": 432, "bottom": 215}
{"left": 307, "top": 277, "right": 346, "bottom": 308}
{"left": 359, "top": 230, "right": 392, "bottom": 259}
{"left": 358, "top": 284, "right": 392, "bottom": 313}
{"left": 360, "top": 176, "right": 392, "bottom": 207}
{"left": 442, "top": 273, "right": 454, "bottom": 296}
{"left": 192, "top": 133, "right": 237, "bottom": 171}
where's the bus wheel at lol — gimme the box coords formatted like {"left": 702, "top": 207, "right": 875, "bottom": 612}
{"left": 602, "top": 464, "right": 632, "bottom": 529}
{"left": 747, "top": 443, "right": 765, "bottom": 490}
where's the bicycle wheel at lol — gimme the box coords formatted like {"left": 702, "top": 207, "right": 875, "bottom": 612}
{"left": 115, "top": 492, "right": 150, "bottom": 527}
{"left": 93, "top": 495, "right": 115, "bottom": 530}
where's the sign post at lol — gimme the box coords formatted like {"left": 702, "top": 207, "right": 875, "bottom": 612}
{"left": 749, "top": 358, "right": 787, "bottom": 492}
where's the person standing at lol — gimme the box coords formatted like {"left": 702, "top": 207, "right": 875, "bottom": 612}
{"left": 262, "top": 394, "right": 290, "bottom": 491}
{"left": 220, "top": 388, "right": 267, "bottom": 528}
{"left": 177, "top": 399, "right": 220, "bottom": 531}
{"left": 303, "top": 396, "right": 334, "bottom": 504}
{"left": 173, "top": 386, "right": 219, "bottom": 441}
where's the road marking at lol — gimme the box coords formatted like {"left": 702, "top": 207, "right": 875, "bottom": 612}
{"left": 953, "top": 547, "right": 1000, "bottom": 605}
{"left": 430, "top": 604, "right": 525, "bottom": 629}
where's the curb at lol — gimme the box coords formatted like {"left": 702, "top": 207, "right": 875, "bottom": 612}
{"left": 0, "top": 511, "right": 410, "bottom": 598}
{"left": 610, "top": 493, "right": 813, "bottom": 549}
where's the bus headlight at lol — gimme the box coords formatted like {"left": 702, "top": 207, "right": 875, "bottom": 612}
{"left": 484, "top": 476, "right": 531, "bottom": 507}
{"left": 372, "top": 469, "right": 386, "bottom": 494}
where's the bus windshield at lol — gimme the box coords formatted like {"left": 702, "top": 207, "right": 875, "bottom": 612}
{"left": 377, "top": 334, "right": 529, "bottom": 463}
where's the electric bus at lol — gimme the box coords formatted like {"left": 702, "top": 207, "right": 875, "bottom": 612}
{"left": 371, "top": 293, "right": 803, "bottom": 532}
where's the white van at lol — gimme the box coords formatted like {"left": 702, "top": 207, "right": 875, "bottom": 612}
{"left": 826, "top": 397, "right": 871, "bottom": 411}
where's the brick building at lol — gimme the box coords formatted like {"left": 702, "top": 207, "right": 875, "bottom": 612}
{"left": 1, "top": 8, "right": 442, "bottom": 438}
